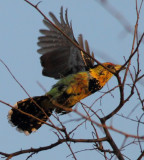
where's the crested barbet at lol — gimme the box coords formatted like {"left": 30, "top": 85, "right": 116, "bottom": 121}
{"left": 8, "top": 7, "right": 123, "bottom": 135}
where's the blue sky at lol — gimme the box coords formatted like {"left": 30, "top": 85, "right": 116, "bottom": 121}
{"left": 0, "top": 0, "right": 144, "bottom": 160}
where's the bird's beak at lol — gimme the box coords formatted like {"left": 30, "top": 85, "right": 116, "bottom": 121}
{"left": 114, "top": 65, "right": 126, "bottom": 71}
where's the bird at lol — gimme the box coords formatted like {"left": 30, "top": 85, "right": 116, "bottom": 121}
{"left": 8, "top": 7, "right": 123, "bottom": 135}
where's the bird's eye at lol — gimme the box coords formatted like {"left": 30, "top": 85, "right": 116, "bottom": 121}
{"left": 107, "top": 65, "right": 115, "bottom": 69}
{"left": 107, "top": 65, "right": 112, "bottom": 68}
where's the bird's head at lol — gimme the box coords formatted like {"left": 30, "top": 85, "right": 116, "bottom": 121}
{"left": 89, "top": 62, "right": 124, "bottom": 87}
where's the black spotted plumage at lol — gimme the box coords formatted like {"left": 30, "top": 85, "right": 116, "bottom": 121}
{"left": 8, "top": 96, "right": 53, "bottom": 134}
{"left": 88, "top": 78, "right": 101, "bottom": 93}
{"left": 56, "top": 91, "right": 73, "bottom": 114}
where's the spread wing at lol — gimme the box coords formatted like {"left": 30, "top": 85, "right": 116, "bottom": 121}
{"left": 37, "top": 7, "right": 94, "bottom": 79}
{"left": 78, "top": 34, "right": 94, "bottom": 68}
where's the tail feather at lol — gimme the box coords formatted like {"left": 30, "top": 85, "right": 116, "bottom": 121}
{"left": 8, "top": 96, "right": 53, "bottom": 135}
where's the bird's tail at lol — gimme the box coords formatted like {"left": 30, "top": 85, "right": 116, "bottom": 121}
{"left": 8, "top": 96, "right": 53, "bottom": 135}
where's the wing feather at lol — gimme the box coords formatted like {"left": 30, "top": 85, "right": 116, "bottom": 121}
{"left": 38, "top": 7, "right": 94, "bottom": 79}
{"left": 78, "top": 34, "right": 94, "bottom": 67}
